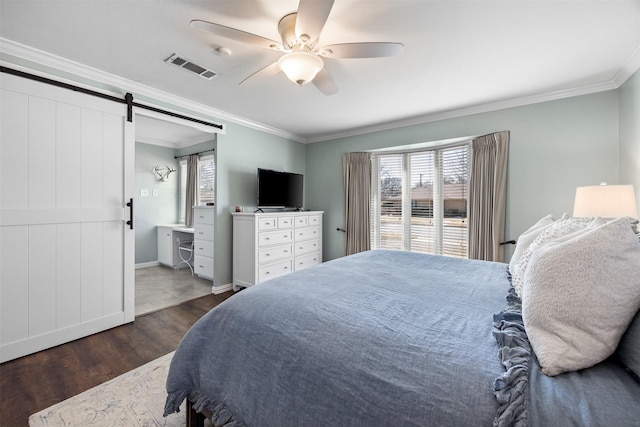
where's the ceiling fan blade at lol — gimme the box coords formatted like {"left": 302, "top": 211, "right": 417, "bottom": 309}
{"left": 239, "top": 62, "right": 281, "bottom": 86}
{"left": 191, "top": 20, "right": 283, "bottom": 51}
{"left": 320, "top": 42, "right": 404, "bottom": 59}
{"left": 295, "top": 0, "right": 335, "bottom": 43}
{"left": 312, "top": 67, "right": 338, "bottom": 96}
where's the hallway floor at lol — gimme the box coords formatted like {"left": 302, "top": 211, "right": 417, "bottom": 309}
{"left": 135, "top": 265, "right": 213, "bottom": 316}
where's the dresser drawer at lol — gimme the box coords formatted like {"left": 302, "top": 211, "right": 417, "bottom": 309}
{"left": 295, "top": 215, "right": 308, "bottom": 227}
{"left": 194, "top": 208, "right": 214, "bottom": 224}
{"left": 295, "top": 226, "right": 320, "bottom": 242}
{"left": 194, "top": 255, "right": 214, "bottom": 279}
{"left": 308, "top": 214, "right": 321, "bottom": 226}
{"left": 258, "top": 229, "right": 293, "bottom": 247}
{"left": 258, "top": 244, "right": 292, "bottom": 264}
{"left": 195, "top": 225, "right": 214, "bottom": 241}
{"left": 194, "top": 240, "right": 214, "bottom": 257}
{"left": 278, "top": 216, "right": 294, "bottom": 229}
{"left": 295, "top": 239, "right": 320, "bottom": 256}
{"left": 294, "top": 252, "right": 321, "bottom": 271}
{"left": 258, "top": 217, "right": 277, "bottom": 230}
{"left": 258, "top": 259, "right": 292, "bottom": 282}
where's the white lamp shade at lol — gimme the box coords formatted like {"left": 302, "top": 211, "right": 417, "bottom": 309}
{"left": 573, "top": 184, "right": 638, "bottom": 218}
{"left": 278, "top": 51, "right": 324, "bottom": 85}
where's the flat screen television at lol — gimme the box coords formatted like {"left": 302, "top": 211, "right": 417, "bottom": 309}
{"left": 257, "top": 168, "right": 304, "bottom": 209}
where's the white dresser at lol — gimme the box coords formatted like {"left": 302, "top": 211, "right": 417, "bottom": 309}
{"left": 193, "top": 206, "right": 215, "bottom": 280}
{"left": 232, "top": 211, "right": 323, "bottom": 289}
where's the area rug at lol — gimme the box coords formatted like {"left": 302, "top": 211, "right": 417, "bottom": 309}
{"left": 29, "top": 351, "right": 204, "bottom": 426}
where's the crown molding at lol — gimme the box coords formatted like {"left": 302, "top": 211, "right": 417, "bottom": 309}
{"left": 136, "top": 133, "right": 215, "bottom": 149}
{"left": 2, "top": 37, "right": 637, "bottom": 146}
{"left": 614, "top": 45, "right": 640, "bottom": 87}
{"left": 306, "top": 79, "right": 621, "bottom": 144}
{"left": 0, "top": 37, "right": 305, "bottom": 142}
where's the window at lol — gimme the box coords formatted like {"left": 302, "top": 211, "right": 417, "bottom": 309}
{"left": 179, "top": 154, "right": 215, "bottom": 223}
{"left": 371, "top": 143, "right": 470, "bottom": 258}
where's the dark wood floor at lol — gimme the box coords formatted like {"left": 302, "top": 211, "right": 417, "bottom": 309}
{"left": 0, "top": 292, "right": 234, "bottom": 427}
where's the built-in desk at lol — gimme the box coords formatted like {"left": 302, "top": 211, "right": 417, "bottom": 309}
{"left": 157, "top": 216, "right": 232, "bottom": 295}
{"left": 157, "top": 224, "right": 194, "bottom": 269}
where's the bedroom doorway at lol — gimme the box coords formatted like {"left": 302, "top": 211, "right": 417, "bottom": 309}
{"left": 134, "top": 111, "right": 218, "bottom": 316}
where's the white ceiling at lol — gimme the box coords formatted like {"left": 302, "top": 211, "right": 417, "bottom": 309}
{"left": 1, "top": 0, "right": 639, "bottom": 143}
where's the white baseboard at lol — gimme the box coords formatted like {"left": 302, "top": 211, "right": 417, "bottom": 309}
{"left": 212, "top": 283, "right": 233, "bottom": 294}
{"left": 135, "top": 261, "right": 160, "bottom": 269}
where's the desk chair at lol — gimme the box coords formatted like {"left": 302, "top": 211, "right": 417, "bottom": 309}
{"left": 176, "top": 237, "right": 195, "bottom": 276}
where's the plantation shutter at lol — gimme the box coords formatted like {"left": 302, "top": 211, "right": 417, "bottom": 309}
{"left": 371, "top": 142, "right": 470, "bottom": 258}
{"left": 409, "top": 152, "right": 435, "bottom": 254}
{"left": 375, "top": 154, "right": 404, "bottom": 250}
{"left": 441, "top": 145, "right": 470, "bottom": 258}
{"left": 199, "top": 154, "right": 215, "bottom": 205}
{"left": 179, "top": 154, "right": 215, "bottom": 224}
{"left": 179, "top": 160, "right": 187, "bottom": 224}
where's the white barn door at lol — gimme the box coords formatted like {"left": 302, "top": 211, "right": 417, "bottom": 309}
{"left": 0, "top": 73, "right": 135, "bottom": 362}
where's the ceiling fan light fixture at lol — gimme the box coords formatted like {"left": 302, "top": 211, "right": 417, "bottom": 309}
{"left": 278, "top": 51, "right": 324, "bottom": 85}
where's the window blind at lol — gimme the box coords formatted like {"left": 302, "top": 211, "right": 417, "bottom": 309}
{"left": 371, "top": 143, "right": 470, "bottom": 258}
{"left": 179, "top": 154, "right": 215, "bottom": 224}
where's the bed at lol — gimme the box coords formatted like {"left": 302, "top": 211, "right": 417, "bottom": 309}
{"left": 164, "top": 217, "right": 640, "bottom": 427}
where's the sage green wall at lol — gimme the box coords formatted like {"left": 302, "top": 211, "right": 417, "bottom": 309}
{"left": 306, "top": 90, "right": 620, "bottom": 263}
{"left": 215, "top": 123, "right": 306, "bottom": 286}
{"left": 619, "top": 69, "right": 640, "bottom": 204}
{"left": 134, "top": 143, "right": 180, "bottom": 264}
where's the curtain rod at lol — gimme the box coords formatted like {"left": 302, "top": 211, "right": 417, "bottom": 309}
{"left": 174, "top": 149, "right": 215, "bottom": 159}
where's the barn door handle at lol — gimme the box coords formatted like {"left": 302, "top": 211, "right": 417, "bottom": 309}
{"left": 126, "top": 198, "right": 134, "bottom": 230}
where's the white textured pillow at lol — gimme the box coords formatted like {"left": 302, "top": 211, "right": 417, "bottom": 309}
{"left": 511, "top": 215, "right": 597, "bottom": 297}
{"left": 509, "top": 214, "right": 555, "bottom": 275}
{"left": 522, "top": 217, "right": 640, "bottom": 376}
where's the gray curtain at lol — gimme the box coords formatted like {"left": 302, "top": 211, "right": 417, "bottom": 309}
{"left": 342, "top": 152, "right": 372, "bottom": 255}
{"left": 468, "top": 131, "right": 510, "bottom": 262}
{"left": 185, "top": 154, "right": 198, "bottom": 227}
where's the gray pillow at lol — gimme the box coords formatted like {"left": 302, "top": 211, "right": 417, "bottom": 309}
{"left": 618, "top": 303, "right": 640, "bottom": 379}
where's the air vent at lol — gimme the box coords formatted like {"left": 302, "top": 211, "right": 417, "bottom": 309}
{"left": 165, "top": 54, "right": 216, "bottom": 80}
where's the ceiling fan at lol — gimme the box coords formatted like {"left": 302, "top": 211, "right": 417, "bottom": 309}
{"left": 190, "top": 0, "right": 404, "bottom": 95}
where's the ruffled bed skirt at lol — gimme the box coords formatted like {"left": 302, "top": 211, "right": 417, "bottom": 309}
{"left": 492, "top": 281, "right": 531, "bottom": 427}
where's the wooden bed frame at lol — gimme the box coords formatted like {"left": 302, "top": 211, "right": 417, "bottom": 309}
{"left": 186, "top": 399, "right": 211, "bottom": 427}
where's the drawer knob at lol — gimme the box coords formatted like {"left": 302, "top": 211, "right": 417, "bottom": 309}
{"left": 265, "top": 237, "right": 270, "bottom": 240}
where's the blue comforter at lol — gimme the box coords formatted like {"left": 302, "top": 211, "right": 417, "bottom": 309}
{"left": 164, "top": 250, "right": 640, "bottom": 426}
{"left": 165, "top": 250, "right": 508, "bottom": 426}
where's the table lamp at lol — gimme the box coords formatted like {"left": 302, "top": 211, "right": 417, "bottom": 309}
{"left": 573, "top": 183, "right": 638, "bottom": 219}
